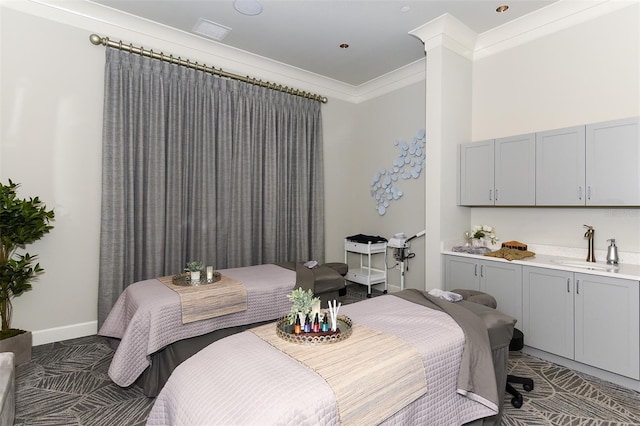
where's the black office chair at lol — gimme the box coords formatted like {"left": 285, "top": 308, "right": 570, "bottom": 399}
{"left": 506, "top": 328, "right": 535, "bottom": 408}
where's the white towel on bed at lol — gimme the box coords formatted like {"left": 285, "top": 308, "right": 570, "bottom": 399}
{"left": 428, "top": 288, "right": 463, "bottom": 302}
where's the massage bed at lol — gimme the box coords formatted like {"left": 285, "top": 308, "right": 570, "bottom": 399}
{"left": 146, "top": 289, "right": 517, "bottom": 426}
{"left": 99, "top": 262, "right": 346, "bottom": 396}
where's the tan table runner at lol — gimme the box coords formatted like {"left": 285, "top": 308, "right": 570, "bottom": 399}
{"left": 158, "top": 275, "right": 247, "bottom": 324}
{"left": 251, "top": 321, "right": 427, "bottom": 425}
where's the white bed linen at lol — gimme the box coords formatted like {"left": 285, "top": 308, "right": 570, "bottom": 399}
{"left": 99, "top": 264, "right": 296, "bottom": 387}
{"left": 147, "top": 295, "right": 497, "bottom": 426}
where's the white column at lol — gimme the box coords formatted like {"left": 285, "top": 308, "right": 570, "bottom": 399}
{"left": 409, "top": 15, "right": 476, "bottom": 290}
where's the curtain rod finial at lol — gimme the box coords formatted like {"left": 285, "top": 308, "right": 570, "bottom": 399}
{"left": 89, "top": 34, "right": 104, "bottom": 46}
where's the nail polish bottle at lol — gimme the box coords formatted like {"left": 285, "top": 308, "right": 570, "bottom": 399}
{"left": 294, "top": 313, "right": 301, "bottom": 335}
{"left": 321, "top": 313, "right": 329, "bottom": 332}
{"left": 304, "top": 314, "right": 311, "bottom": 333}
{"left": 313, "top": 313, "right": 320, "bottom": 332}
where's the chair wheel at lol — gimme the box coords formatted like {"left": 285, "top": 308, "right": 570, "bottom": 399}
{"left": 383, "top": 290, "right": 387, "bottom": 294}
{"left": 366, "top": 294, "right": 372, "bottom": 298}
{"left": 511, "top": 396, "right": 523, "bottom": 408}
{"left": 523, "top": 383, "right": 534, "bottom": 392}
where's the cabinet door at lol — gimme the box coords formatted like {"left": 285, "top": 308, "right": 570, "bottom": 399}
{"left": 574, "top": 273, "right": 640, "bottom": 379}
{"left": 443, "top": 256, "right": 479, "bottom": 291}
{"left": 460, "top": 140, "right": 494, "bottom": 206}
{"left": 536, "top": 126, "right": 586, "bottom": 205}
{"left": 522, "top": 266, "right": 574, "bottom": 359}
{"left": 479, "top": 261, "right": 522, "bottom": 326}
{"left": 586, "top": 117, "right": 640, "bottom": 205}
{"left": 494, "top": 134, "right": 536, "bottom": 205}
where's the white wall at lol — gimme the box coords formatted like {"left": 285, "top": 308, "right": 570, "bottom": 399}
{"left": 470, "top": 3, "right": 640, "bottom": 256}
{"left": 348, "top": 81, "right": 427, "bottom": 291}
{"left": 321, "top": 98, "right": 358, "bottom": 263}
{"left": 1, "top": 7, "right": 105, "bottom": 342}
{"left": 423, "top": 45, "right": 474, "bottom": 289}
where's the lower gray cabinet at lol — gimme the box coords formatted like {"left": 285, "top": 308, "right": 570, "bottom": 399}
{"left": 443, "top": 254, "right": 522, "bottom": 326}
{"left": 523, "top": 265, "right": 640, "bottom": 380}
{"left": 522, "top": 266, "right": 574, "bottom": 359}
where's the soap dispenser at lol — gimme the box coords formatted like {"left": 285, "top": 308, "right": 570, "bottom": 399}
{"left": 606, "top": 239, "right": 619, "bottom": 265}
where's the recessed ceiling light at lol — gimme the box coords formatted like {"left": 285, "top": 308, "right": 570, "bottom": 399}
{"left": 234, "top": 0, "right": 263, "bottom": 16}
{"left": 193, "top": 18, "right": 231, "bottom": 41}
{"left": 400, "top": 6, "right": 410, "bottom": 13}
{"left": 496, "top": 5, "right": 509, "bottom": 13}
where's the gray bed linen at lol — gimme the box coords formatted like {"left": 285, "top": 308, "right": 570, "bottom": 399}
{"left": 394, "top": 289, "right": 516, "bottom": 425}
{"left": 99, "top": 264, "right": 296, "bottom": 387}
{"left": 127, "top": 263, "right": 344, "bottom": 396}
{"left": 147, "top": 293, "right": 514, "bottom": 425}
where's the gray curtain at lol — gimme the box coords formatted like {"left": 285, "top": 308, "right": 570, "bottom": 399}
{"left": 98, "top": 48, "right": 324, "bottom": 324}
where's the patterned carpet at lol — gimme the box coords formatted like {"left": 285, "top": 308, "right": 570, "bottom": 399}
{"left": 503, "top": 352, "right": 640, "bottom": 425}
{"left": 13, "top": 284, "right": 640, "bottom": 425}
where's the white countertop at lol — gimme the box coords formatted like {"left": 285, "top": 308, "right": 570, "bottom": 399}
{"left": 442, "top": 249, "right": 640, "bottom": 281}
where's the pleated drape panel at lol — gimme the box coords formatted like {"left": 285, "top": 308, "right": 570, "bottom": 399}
{"left": 98, "top": 48, "right": 325, "bottom": 325}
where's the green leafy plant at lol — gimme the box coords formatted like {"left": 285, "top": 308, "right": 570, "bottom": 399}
{"left": 471, "top": 224, "right": 498, "bottom": 244}
{"left": 286, "top": 288, "right": 320, "bottom": 325}
{"left": 185, "top": 261, "right": 203, "bottom": 272}
{"left": 287, "top": 288, "right": 320, "bottom": 324}
{"left": 0, "top": 180, "right": 54, "bottom": 337}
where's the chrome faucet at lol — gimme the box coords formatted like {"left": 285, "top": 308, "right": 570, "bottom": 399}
{"left": 584, "top": 225, "right": 595, "bottom": 262}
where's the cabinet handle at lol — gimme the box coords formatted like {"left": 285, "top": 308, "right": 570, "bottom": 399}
{"left": 578, "top": 186, "right": 583, "bottom": 200}
{"left": 495, "top": 189, "right": 499, "bottom": 201}
{"left": 480, "top": 264, "right": 484, "bottom": 278}
{"left": 587, "top": 186, "right": 592, "bottom": 200}
{"left": 489, "top": 189, "right": 492, "bottom": 201}
{"left": 576, "top": 279, "right": 580, "bottom": 294}
{"left": 567, "top": 278, "right": 570, "bottom": 292}
{"left": 474, "top": 264, "right": 478, "bottom": 277}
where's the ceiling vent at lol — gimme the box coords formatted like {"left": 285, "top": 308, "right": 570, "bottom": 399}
{"left": 193, "top": 18, "right": 231, "bottom": 41}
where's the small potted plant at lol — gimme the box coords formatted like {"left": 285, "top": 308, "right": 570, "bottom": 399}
{"left": 185, "top": 261, "right": 203, "bottom": 283}
{"left": 286, "top": 288, "right": 320, "bottom": 325}
{"left": 0, "top": 180, "right": 55, "bottom": 364}
{"left": 468, "top": 224, "right": 498, "bottom": 247}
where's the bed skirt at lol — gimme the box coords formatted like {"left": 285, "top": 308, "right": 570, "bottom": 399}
{"left": 134, "top": 319, "right": 275, "bottom": 397}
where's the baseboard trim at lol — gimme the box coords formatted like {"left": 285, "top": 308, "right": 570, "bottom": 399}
{"left": 386, "top": 283, "right": 401, "bottom": 293}
{"left": 32, "top": 321, "right": 98, "bottom": 346}
{"left": 523, "top": 346, "right": 640, "bottom": 392}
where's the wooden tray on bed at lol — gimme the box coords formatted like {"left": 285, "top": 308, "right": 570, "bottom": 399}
{"left": 276, "top": 315, "right": 353, "bottom": 345}
{"left": 171, "top": 271, "right": 221, "bottom": 286}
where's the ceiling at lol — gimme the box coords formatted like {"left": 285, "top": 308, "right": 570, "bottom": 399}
{"left": 90, "top": 0, "right": 559, "bottom": 86}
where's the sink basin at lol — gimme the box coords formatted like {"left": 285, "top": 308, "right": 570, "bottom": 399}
{"left": 550, "top": 259, "right": 618, "bottom": 271}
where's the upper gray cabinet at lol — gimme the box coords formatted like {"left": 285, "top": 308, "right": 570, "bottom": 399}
{"left": 536, "top": 125, "right": 586, "bottom": 205}
{"left": 537, "top": 117, "right": 639, "bottom": 206}
{"left": 459, "top": 134, "right": 535, "bottom": 206}
{"left": 494, "top": 134, "right": 536, "bottom": 205}
{"left": 586, "top": 117, "right": 640, "bottom": 205}
{"left": 460, "top": 140, "right": 494, "bottom": 205}
{"left": 462, "top": 116, "right": 639, "bottom": 207}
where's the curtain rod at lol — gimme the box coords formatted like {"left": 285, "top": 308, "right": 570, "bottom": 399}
{"left": 89, "top": 34, "right": 328, "bottom": 104}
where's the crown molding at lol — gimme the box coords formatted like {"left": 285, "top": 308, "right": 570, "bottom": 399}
{"left": 409, "top": 13, "right": 478, "bottom": 60}
{"left": 473, "top": 0, "right": 635, "bottom": 60}
{"left": 406, "top": 0, "right": 635, "bottom": 62}
{"left": 353, "top": 59, "right": 426, "bottom": 104}
{"left": 4, "top": 0, "right": 636, "bottom": 105}
{"left": 5, "top": 0, "right": 362, "bottom": 102}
